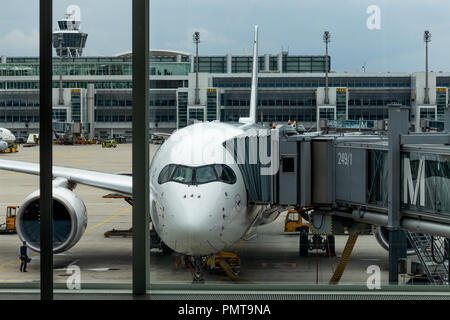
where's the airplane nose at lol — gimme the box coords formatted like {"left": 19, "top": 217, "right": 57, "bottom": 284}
{"left": 160, "top": 189, "right": 225, "bottom": 255}
{"left": 0, "top": 141, "right": 7, "bottom": 152}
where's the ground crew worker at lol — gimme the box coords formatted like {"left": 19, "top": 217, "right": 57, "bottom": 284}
{"left": 18, "top": 241, "right": 30, "bottom": 272}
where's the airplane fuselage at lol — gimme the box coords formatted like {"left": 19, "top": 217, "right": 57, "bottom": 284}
{"left": 149, "top": 121, "right": 265, "bottom": 256}
{"left": 0, "top": 128, "right": 16, "bottom": 152}
{"left": 0, "top": 128, "right": 16, "bottom": 145}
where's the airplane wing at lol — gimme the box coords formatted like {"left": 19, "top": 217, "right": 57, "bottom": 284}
{"left": 0, "top": 159, "right": 132, "bottom": 194}
{"left": 152, "top": 132, "right": 171, "bottom": 139}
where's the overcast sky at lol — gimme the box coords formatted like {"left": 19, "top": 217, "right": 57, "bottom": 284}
{"left": 0, "top": 0, "right": 449, "bottom": 72}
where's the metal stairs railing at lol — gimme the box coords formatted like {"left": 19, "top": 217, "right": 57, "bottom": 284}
{"left": 406, "top": 231, "right": 449, "bottom": 285}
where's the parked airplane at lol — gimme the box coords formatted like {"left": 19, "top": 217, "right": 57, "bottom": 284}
{"left": 0, "top": 26, "right": 284, "bottom": 281}
{"left": 0, "top": 128, "right": 16, "bottom": 152}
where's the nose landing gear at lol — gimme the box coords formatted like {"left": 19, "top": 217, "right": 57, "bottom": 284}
{"left": 185, "top": 256, "right": 207, "bottom": 283}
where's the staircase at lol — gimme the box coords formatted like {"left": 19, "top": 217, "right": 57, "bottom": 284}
{"left": 406, "top": 232, "right": 449, "bottom": 285}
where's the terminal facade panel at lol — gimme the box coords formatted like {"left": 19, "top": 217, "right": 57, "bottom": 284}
{"left": 0, "top": 51, "right": 449, "bottom": 140}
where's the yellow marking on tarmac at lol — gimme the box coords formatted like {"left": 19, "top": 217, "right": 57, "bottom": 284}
{"left": 53, "top": 152, "right": 69, "bottom": 158}
{"left": 0, "top": 206, "right": 132, "bottom": 273}
{"left": 85, "top": 206, "right": 132, "bottom": 233}
{"left": 0, "top": 252, "right": 39, "bottom": 273}
{"left": 0, "top": 260, "right": 21, "bottom": 272}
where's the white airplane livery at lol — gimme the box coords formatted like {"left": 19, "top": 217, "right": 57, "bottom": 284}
{"left": 150, "top": 122, "right": 269, "bottom": 256}
{"left": 0, "top": 128, "right": 16, "bottom": 152}
{"left": 0, "top": 26, "right": 283, "bottom": 281}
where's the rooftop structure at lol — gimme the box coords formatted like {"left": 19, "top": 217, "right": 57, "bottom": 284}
{"left": 0, "top": 49, "right": 447, "bottom": 142}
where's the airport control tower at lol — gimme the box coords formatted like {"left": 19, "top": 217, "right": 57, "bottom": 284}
{"left": 53, "top": 5, "right": 88, "bottom": 58}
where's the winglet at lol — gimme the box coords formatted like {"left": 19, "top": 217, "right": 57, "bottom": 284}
{"left": 239, "top": 25, "right": 259, "bottom": 125}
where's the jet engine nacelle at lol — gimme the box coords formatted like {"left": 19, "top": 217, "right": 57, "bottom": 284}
{"left": 17, "top": 187, "right": 87, "bottom": 253}
{"left": 373, "top": 226, "right": 416, "bottom": 255}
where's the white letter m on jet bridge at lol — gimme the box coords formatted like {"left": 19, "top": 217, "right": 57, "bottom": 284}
{"left": 403, "top": 158, "right": 425, "bottom": 207}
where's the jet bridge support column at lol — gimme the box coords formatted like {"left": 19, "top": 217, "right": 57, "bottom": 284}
{"left": 387, "top": 104, "right": 409, "bottom": 284}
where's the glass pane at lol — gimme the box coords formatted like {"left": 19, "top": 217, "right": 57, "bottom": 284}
{"left": 5, "top": 0, "right": 450, "bottom": 300}
{"left": 158, "top": 164, "right": 175, "bottom": 184}
{"left": 195, "top": 166, "right": 217, "bottom": 184}
{"left": 0, "top": 2, "right": 41, "bottom": 287}
{"left": 172, "top": 166, "right": 193, "bottom": 184}
{"left": 215, "top": 165, "right": 237, "bottom": 184}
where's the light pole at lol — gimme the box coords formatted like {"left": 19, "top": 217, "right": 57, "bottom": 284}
{"left": 424, "top": 30, "right": 431, "bottom": 105}
{"left": 58, "top": 33, "right": 64, "bottom": 105}
{"left": 323, "top": 31, "right": 331, "bottom": 105}
{"left": 193, "top": 31, "right": 200, "bottom": 105}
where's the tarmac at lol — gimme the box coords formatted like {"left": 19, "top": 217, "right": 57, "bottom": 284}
{"left": 0, "top": 143, "right": 392, "bottom": 288}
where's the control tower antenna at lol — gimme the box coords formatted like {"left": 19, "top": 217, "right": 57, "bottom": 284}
{"left": 58, "top": 33, "right": 64, "bottom": 105}
{"left": 424, "top": 30, "right": 431, "bottom": 105}
{"left": 323, "top": 31, "right": 331, "bottom": 105}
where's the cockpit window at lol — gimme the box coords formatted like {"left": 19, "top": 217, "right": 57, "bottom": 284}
{"left": 214, "top": 164, "right": 237, "bottom": 184}
{"left": 157, "top": 164, "right": 176, "bottom": 184}
{"left": 195, "top": 166, "right": 217, "bottom": 184}
{"left": 172, "top": 166, "right": 193, "bottom": 184}
{"left": 158, "top": 164, "right": 236, "bottom": 185}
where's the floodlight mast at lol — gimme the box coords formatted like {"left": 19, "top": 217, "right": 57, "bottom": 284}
{"left": 323, "top": 31, "right": 331, "bottom": 105}
{"left": 58, "top": 33, "right": 64, "bottom": 105}
{"left": 424, "top": 30, "right": 431, "bottom": 105}
{"left": 193, "top": 31, "right": 200, "bottom": 105}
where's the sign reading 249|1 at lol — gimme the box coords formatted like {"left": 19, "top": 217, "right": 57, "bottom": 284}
{"left": 337, "top": 151, "right": 353, "bottom": 167}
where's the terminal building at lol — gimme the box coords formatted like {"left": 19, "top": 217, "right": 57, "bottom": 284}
{"left": 0, "top": 49, "right": 448, "bottom": 141}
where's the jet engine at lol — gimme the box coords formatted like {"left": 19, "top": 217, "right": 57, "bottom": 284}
{"left": 373, "top": 225, "right": 416, "bottom": 255}
{"left": 16, "top": 187, "right": 87, "bottom": 253}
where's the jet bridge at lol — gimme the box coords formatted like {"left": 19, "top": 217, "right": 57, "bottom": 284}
{"left": 273, "top": 108, "right": 450, "bottom": 233}
{"left": 226, "top": 111, "right": 450, "bottom": 232}
{"left": 227, "top": 104, "right": 450, "bottom": 284}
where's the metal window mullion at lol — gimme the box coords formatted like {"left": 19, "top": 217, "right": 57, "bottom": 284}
{"left": 132, "top": 0, "right": 150, "bottom": 295}
{"left": 39, "top": 0, "right": 54, "bottom": 300}
{"left": 387, "top": 104, "right": 408, "bottom": 284}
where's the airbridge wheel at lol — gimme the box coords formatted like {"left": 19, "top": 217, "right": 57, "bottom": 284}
{"left": 298, "top": 226, "right": 309, "bottom": 257}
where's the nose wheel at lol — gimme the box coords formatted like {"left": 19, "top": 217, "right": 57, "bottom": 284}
{"left": 185, "top": 256, "right": 206, "bottom": 283}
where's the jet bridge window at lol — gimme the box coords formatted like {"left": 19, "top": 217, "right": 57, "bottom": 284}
{"left": 282, "top": 157, "right": 295, "bottom": 173}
